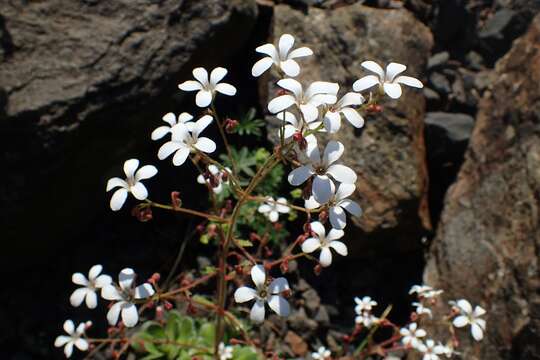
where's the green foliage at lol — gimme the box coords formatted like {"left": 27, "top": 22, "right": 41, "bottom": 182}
{"left": 234, "top": 108, "right": 265, "bottom": 138}
{"left": 131, "top": 310, "right": 259, "bottom": 359}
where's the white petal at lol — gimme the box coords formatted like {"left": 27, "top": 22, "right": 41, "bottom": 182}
{"left": 89, "top": 265, "right": 103, "bottom": 280}
{"left": 313, "top": 175, "right": 335, "bottom": 204}
{"left": 268, "top": 295, "right": 290, "bottom": 317}
{"left": 275, "top": 198, "right": 290, "bottom": 213}
{"left": 287, "top": 165, "right": 313, "bottom": 186}
{"left": 250, "top": 300, "right": 266, "bottom": 323}
{"left": 340, "top": 199, "right": 362, "bottom": 217}
{"left": 74, "top": 338, "right": 89, "bottom": 351}
{"left": 307, "top": 142, "right": 321, "bottom": 163}
{"left": 304, "top": 196, "right": 320, "bottom": 209}
{"left": 101, "top": 285, "right": 122, "bottom": 301}
{"left": 277, "top": 78, "right": 303, "bottom": 98}
{"left": 85, "top": 291, "right": 98, "bottom": 309}
{"left": 457, "top": 299, "right": 473, "bottom": 313}
{"left": 327, "top": 229, "right": 345, "bottom": 241}
{"left": 107, "top": 301, "right": 123, "bottom": 325}
{"left": 158, "top": 141, "right": 182, "bottom": 160}
{"left": 283, "top": 124, "right": 297, "bottom": 139}
{"left": 210, "top": 67, "right": 227, "bottom": 86}
{"left": 121, "top": 303, "right": 139, "bottom": 327}
{"left": 395, "top": 75, "right": 423, "bottom": 88}
{"left": 252, "top": 57, "right": 274, "bottom": 77}
{"left": 106, "top": 177, "right": 128, "bottom": 192}
{"left": 123, "top": 159, "right": 139, "bottom": 179}
{"left": 162, "top": 112, "right": 176, "bottom": 125}
{"left": 476, "top": 318, "right": 486, "bottom": 330}
{"left": 130, "top": 182, "right": 148, "bottom": 200}
{"left": 258, "top": 204, "right": 272, "bottom": 213}
{"left": 119, "top": 268, "right": 135, "bottom": 290}
{"left": 250, "top": 264, "right": 266, "bottom": 288}
{"left": 327, "top": 164, "right": 357, "bottom": 184}
{"left": 172, "top": 147, "right": 190, "bottom": 166}
{"left": 319, "top": 247, "right": 333, "bottom": 267}
{"left": 383, "top": 83, "right": 402, "bottom": 99}
{"left": 268, "top": 277, "right": 290, "bottom": 294}
{"left": 178, "top": 112, "right": 194, "bottom": 123}
{"left": 268, "top": 210, "right": 279, "bottom": 222}
{"left": 280, "top": 111, "right": 297, "bottom": 125}
{"left": 72, "top": 273, "right": 89, "bottom": 286}
{"left": 193, "top": 115, "right": 213, "bottom": 135}
{"left": 329, "top": 206, "right": 347, "bottom": 230}
{"left": 178, "top": 80, "right": 203, "bottom": 91}
{"left": 474, "top": 306, "right": 486, "bottom": 317}
{"left": 135, "top": 283, "right": 155, "bottom": 299}
{"left": 309, "top": 221, "right": 326, "bottom": 238}
{"left": 255, "top": 43, "right": 279, "bottom": 61}
{"left": 322, "top": 140, "right": 344, "bottom": 166}
{"left": 353, "top": 75, "right": 380, "bottom": 92}
{"left": 196, "top": 90, "right": 213, "bottom": 107}
{"left": 278, "top": 33, "right": 295, "bottom": 59}
{"left": 234, "top": 286, "right": 257, "bottom": 303}
{"left": 300, "top": 103, "right": 319, "bottom": 122}
{"left": 70, "top": 288, "right": 88, "bottom": 307}
{"left": 471, "top": 323, "right": 484, "bottom": 341}
{"left": 338, "top": 92, "right": 364, "bottom": 107}
{"left": 194, "top": 138, "right": 217, "bottom": 153}
{"left": 64, "top": 342, "right": 74, "bottom": 358}
{"left": 171, "top": 123, "right": 190, "bottom": 141}
{"left": 341, "top": 107, "right": 365, "bottom": 128}
{"left": 268, "top": 95, "right": 296, "bottom": 114}
{"left": 280, "top": 59, "right": 300, "bottom": 77}
{"left": 452, "top": 315, "right": 468, "bottom": 328}
{"left": 305, "top": 81, "right": 339, "bottom": 99}
{"left": 54, "top": 335, "right": 71, "bottom": 347}
{"left": 335, "top": 183, "right": 355, "bottom": 200}
{"left": 301, "top": 237, "right": 321, "bottom": 253}
{"left": 329, "top": 241, "right": 347, "bottom": 256}
{"left": 192, "top": 67, "right": 209, "bottom": 86}
{"left": 385, "top": 62, "right": 407, "bottom": 82}
{"left": 135, "top": 165, "right": 158, "bottom": 181}
{"left": 323, "top": 111, "right": 341, "bottom": 133}
{"left": 63, "top": 320, "right": 75, "bottom": 335}
{"left": 288, "top": 47, "right": 313, "bottom": 59}
{"left": 361, "top": 61, "right": 385, "bottom": 79}
{"left": 215, "top": 83, "right": 237, "bottom": 96}
{"left": 310, "top": 94, "right": 337, "bottom": 106}
{"left": 110, "top": 188, "right": 128, "bottom": 211}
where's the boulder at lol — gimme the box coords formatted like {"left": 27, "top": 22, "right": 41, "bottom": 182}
{"left": 423, "top": 14, "right": 540, "bottom": 359}
{"left": 0, "top": 0, "right": 257, "bottom": 270}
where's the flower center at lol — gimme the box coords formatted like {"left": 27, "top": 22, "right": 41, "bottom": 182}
{"left": 314, "top": 165, "right": 326, "bottom": 175}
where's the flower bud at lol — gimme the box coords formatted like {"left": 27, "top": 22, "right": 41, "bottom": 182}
{"left": 171, "top": 191, "right": 182, "bottom": 209}
{"left": 367, "top": 103, "right": 383, "bottom": 113}
{"left": 224, "top": 118, "right": 239, "bottom": 133}
{"left": 314, "top": 264, "right": 322, "bottom": 275}
{"left": 318, "top": 210, "right": 328, "bottom": 224}
{"left": 149, "top": 272, "right": 161, "bottom": 284}
{"left": 85, "top": 321, "right": 93, "bottom": 330}
{"left": 155, "top": 305, "right": 164, "bottom": 320}
{"left": 164, "top": 300, "right": 173, "bottom": 310}
{"left": 273, "top": 222, "right": 283, "bottom": 231}
{"left": 277, "top": 89, "right": 288, "bottom": 96}
{"left": 280, "top": 259, "right": 289, "bottom": 274}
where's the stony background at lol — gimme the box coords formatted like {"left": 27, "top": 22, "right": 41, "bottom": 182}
{"left": 1, "top": 0, "right": 539, "bottom": 359}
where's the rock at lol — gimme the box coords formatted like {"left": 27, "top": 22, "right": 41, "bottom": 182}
{"left": 302, "top": 288, "right": 322, "bottom": 314}
{"left": 288, "top": 307, "right": 319, "bottom": 333}
{"left": 424, "top": 112, "right": 474, "bottom": 144}
{"left": 427, "top": 51, "right": 450, "bottom": 70}
{"left": 285, "top": 331, "right": 309, "bottom": 356}
{"left": 268, "top": 2, "right": 433, "bottom": 239}
{"left": 429, "top": 72, "right": 452, "bottom": 95}
{"left": 0, "top": 0, "right": 258, "bottom": 270}
{"left": 465, "top": 51, "right": 485, "bottom": 71}
{"left": 423, "top": 14, "right": 540, "bottom": 359}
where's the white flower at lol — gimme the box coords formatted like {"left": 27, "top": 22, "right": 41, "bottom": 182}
{"left": 305, "top": 183, "right": 362, "bottom": 229}
{"left": 355, "top": 311, "right": 379, "bottom": 327}
{"left": 301, "top": 221, "right": 347, "bottom": 267}
{"left": 354, "top": 296, "right": 377, "bottom": 314}
{"left": 70, "top": 264, "right": 112, "bottom": 309}
{"left": 218, "top": 342, "right": 233, "bottom": 360}
{"left": 288, "top": 141, "right": 357, "bottom": 204}
{"left": 278, "top": 111, "right": 321, "bottom": 141}
{"left": 151, "top": 112, "right": 194, "bottom": 141}
{"left": 439, "top": 343, "right": 458, "bottom": 358}
{"left": 410, "top": 284, "right": 444, "bottom": 299}
{"left": 452, "top": 299, "right": 486, "bottom": 341}
{"left": 234, "top": 264, "right": 290, "bottom": 323}
{"left": 400, "top": 322, "right": 427, "bottom": 349}
{"left": 106, "top": 159, "right": 158, "bottom": 211}
{"left": 312, "top": 346, "right": 331, "bottom": 360}
{"left": 197, "top": 164, "right": 230, "bottom": 194}
{"left": 178, "top": 67, "right": 236, "bottom": 107}
{"left": 258, "top": 197, "right": 290, "bottom": 222}
{"left": 322, "top": 92, "right": 365, "bottom": 133}
{"left": 353, "top": 61, "right": 423, "bottom": 99}
{"left": 268, "top": 78, "right": 338, "bottom": 122}
{"left": 54, "top": 320, "right": 89, "bottom": 358}
{"left": 252, "top": 34, "right": 313, "bottom": 77}
{"left": 417, "top": 339, "right": 445, "bottom": 360}
{"left": 101, "top": 268, "right": 155, "bottom": 328}
{"left": 158, "top": 115, "right": 216, "bottom": 166}
{"left": 412, "top": 302, "right": 432, "bottom": 318}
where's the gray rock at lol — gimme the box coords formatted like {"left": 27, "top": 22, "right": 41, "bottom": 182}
{"left": 427, "top": 51, "right": 450, "bottom": 70}
{"left": 424, "top": 112, "right": 474, "bottom": 143}
{"left": 429, "top": 72, "right": 452, "bottom": 95}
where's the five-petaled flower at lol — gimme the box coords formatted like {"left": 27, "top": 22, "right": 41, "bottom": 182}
{"left": 322, "top": 92, "right": 365, "bottom": 133}
{"left": 257, "top": 197, "right": 290, "bottom": 222}
{"left": 451, "top": 299, "right": 486, "bottom": 341}
{"left": 288, "top": 141, "right": 357, "bottom": 204}
{"left": 312, "top": 346, "right": 331, "bottom": 360}
{"left": 106, "top": 159, "right": 158, "bottom": 211}
{"left": 413, "top": 301, "right": 433, "bottom": 318}
{"left": 353, "top": 61, "right": 423, "bottom": 99}
{"left": 252, "top": 33, "right": 313, "bottom": 77}
{"left": 400, "top": 322, "right": 427, "bottom": 349}
{"left": 178, "top": 67, "right": 236, "bottom": 107}
{"left": 218, "top": 342, "right": 233, "bottom": 360}
{"left": 410, "top": 284, "right": 443, "bottom": 299}
{"left": 101, "top": 268, "right": 155, "bottom": 327}
{"left": 54, "top": 320, "right": 89, "bottom": 358}
{"left": 355, "top": 311, "right": 379, "bottom": 327}
{"left": 305, "top": 183, "right": 362, "bottom": 229}
{"left": 354, "top": 296, "right": 377, "bottom": 313}
{"left": 301, "top": 221, "right": 347, "bottom": 267}
{"left": 417, "top": 339, "right": 445, "bottom": 360}
{"left": 151, "top": 112, "right": 194, "bottom": 141}
{"left": 268, "top": 78, "right": 338, "bottom": 122}
{"left": 196, "top": 164, "right": 230, "bottom": 194}
{"left": 234, "top": 264, "right": 290, "bottom": 323}
{"left": 70, "top": 264, "right": 112, "bottom": 309}
{"left": 158, "top": 115, "right": 217, "bottom": 166}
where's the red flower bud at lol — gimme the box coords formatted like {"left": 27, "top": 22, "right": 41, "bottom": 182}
{"left": 164, "top": 300, "right": 173, "bottom": 310}
{"left": 314, "top": 264, "right": 322, "bottom": 276}
{"left": 224, "top": 118, "right": 239, "bottom": 133}
{"left": 171, "top": 191, "right": 182, "bottom": 209}
{"left": 367, "top": 103, "right": 383, "bottom": 113}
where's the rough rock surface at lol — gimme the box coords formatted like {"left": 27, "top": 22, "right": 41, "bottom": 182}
{"left": 0, "top": 0, "right": 257, "bottom": 268}
{"left": 423, "top": 14, "right": 540, "bottom": 360}
{"left": 268, "top": 3, "right": 433, "bottom": 240}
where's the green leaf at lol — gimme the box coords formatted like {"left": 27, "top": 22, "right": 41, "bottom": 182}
{"left": 236, "top": 239, "right": 253, "bottom": 247}
{"left": 234, "top": 108, "right": 265, "bottom": 137}
{"left": 233, "top": 347, "right": 260, "bottom": 360}
{"left": 177, "top": 317, "right": 195, "bottom": 341}
{"left": 198, "top": 322, "right": 215, "bottom": 347}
